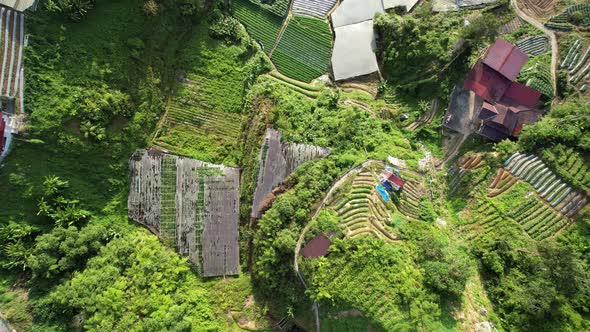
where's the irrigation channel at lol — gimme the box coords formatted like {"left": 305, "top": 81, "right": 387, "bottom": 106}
{"left": 293, "top": 159, "right": 384, "bottom": 332}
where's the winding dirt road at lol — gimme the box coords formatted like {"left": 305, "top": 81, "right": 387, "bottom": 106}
{"left": 510, "top": 0, "right": 558, "bottom": 97}
{"left": 293, "top": 159, "right": 384, "bottom": 332}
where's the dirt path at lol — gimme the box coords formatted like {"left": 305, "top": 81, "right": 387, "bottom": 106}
{"left": 293, "top": 159, "right": 384, "bottom": 332}
{"left": 439, "top": 91, "right": 477, "bottom": 168}
{"left": 342, "top": 99, "right": 376, "bottom": 116}
{"left": 511, "top": 0, "right": 558, "bottom": 99}
{"left": 407, "top": 98, "right": 440, "bottom": 131}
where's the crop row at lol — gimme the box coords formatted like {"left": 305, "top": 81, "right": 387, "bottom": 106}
{"left": 549, "top": 4, "right": 590, "bottom": 27}
{"left": 233, "top": 0, "right": 283, "bottom": 52}
{"left": 271, "top": 16, "right": 331, "bottom": 82}
{"left": 160, "top": 155, "right": 178, "bottom": 244}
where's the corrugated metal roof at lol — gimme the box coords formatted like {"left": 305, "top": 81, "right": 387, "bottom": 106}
{"left": 301, "top": 233, "right": 332, "bottom": 258}
{"left": 502, "top": 82, "right": 542, "bottom": 109}
{"left": 464, "top": 60, "right": 512, "bottom": 102}
{"left": 388, "top": 173, "right": 405, "bottom": 188}
{"left": 482, "top": 38, "right": 528, "bottom": 81}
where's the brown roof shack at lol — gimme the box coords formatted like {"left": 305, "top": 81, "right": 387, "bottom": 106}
{"left": 301, "top": 234, "right": 332, "bottom": 258}
{"left": 463, "top": 38, "right": 542, "bottom": 141}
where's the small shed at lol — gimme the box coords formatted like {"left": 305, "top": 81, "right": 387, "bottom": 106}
{"left": 301, "top": 233, "right": 332, "bottom": 258}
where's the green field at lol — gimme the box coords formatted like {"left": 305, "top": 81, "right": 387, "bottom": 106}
{"left": 154, "top": 21, "right": 266, "bottom": 165}
{"left": 271, "top": 16, "right": 332, "bottom": 82}
{"left": 233, "top": 0, "right": 283, "bottom": 52}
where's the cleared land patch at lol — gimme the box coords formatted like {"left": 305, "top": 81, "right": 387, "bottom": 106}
{"left": 271, "top": 16, "right": 332, "bottom": 82}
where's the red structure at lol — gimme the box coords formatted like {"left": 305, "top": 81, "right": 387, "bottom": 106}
{"left": 301, "top": 233, "right": 332, "bottom": 258}
{"left": 379, "top": 170, "right": 405, "bottom": 191}
{"left": 0, "top": 112, "right": 5, "bottom": 156}
{"left": 464, "top": 38, "right": 542, "bottom": 141}
{"left": 482, "top": 38, "right": 528, "bottom": 81}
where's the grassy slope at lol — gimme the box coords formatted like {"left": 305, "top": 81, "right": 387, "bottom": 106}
{"left": 154, "top": 21, "right": 267, "bottom": 165}
{"left": 0, "top": 1, "right": 274, "bottom": 330}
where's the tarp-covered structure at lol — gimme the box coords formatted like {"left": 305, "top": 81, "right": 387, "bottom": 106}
{"left": 128, "top": 149, "right": 240, "bottom": 277}
{"left": 251, "top": 128, "right": 330, "bottom": 219}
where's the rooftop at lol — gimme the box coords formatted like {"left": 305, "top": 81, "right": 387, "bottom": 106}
{"left": 301, "top": 233, "right": 332, "bottom": 258}
{"left": 482, "top": 38, "right": 528, "bottom": 81}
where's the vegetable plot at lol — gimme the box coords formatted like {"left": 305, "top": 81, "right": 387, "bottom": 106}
{"left": 233, "top": 0, "right": 283, "bottom": 52}
{"left": 271, "top": 16, "right": 332, "bottom": 82}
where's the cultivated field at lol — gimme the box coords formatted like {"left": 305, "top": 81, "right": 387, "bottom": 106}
{"left": 0, "top": 7, "right": 24, "bottom": 98}
{"left": 271, "top": 16, "right": 332, "bottom": 82}
{"left": 560, "top": 39, "right": 590, "bottom": 89}
{"left": 153, "top": 23, "right": 259, "bottom": 163}
{"left": 233, "top": 0, "right": 283, "bottom": 52}
{"left": 328, "top": 167, "right": 398, "bottom": 242}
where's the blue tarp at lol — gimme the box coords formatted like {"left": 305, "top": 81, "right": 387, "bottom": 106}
{"left": 376, "top": 184, "right": 390, "bottom": 202}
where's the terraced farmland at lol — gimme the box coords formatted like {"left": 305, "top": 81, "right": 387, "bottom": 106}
{"left": 271, "top": 16, "right": 332, "bottom": 82}
{"left": 546, "top": 4, "right": 590, "bottom": 30}
{"left": 560, "top": 39, "right": 590, "bottom": 87}
{"left": 448, "top": 154, "right": 486, "bottom": 194}
{"left": 154, "top": 24, "right": 259, "bottom": 162}
{"left": 503, "top": 153, "right": 587, "bottom": 217}
{"left": 233, "top": 0, "right": 283, "bottom": 52}
{"left": 397, "top": 179, "right": 423, "bottom": 220}
{"left": 508, "top": 197, "right": 570, "bottom": 241}
{"left": 330, "top": 169, "right": 398, "bottom": 242}
{"left": 516, "top": 36, "right": 549, "bottom": 56}
{"left": 464, "top": 201, "right": 504, "bottom": 240}
{"left": 155, "top": 99, "right": 242, "bottom": 159}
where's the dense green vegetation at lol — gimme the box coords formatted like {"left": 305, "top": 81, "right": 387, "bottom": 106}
{"left": 153, "top": 19, "right": 271, "bottom": 165}
{"left": 1, "top": 0, "right": 589, "bottom": 330}
{"left": 271, "top": 16, "right": 332, "bottom": 82}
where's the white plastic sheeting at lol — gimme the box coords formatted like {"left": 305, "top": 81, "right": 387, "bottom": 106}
{"left": 331, "top": 20, "right": 380, "bottom": 81}
{"left": 331, "top": 0, "right": 383, "bottom": 28}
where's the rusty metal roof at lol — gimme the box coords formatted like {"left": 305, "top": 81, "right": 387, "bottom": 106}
{"left": 482, "top": 38, "right": 528, "bottom": 81}
{"left": 301, "top": 233, "right": 332, "bottom": 258}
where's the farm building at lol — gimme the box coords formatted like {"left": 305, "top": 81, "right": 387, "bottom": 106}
{"left": 332, "top": 20, "right": 380, "bottom": 81}
{"left": 463, "top": 38, "right": 542, "bottom": 141}
{"left": 330, "top": 0, "right": 383, "bottom": 81}
{"left": 379, "top": 169, "right": 405, "bottom": 191}
{"left": 301, "top": 233, "right": 332, "bottom": 258}
{"left": 331, "top": 0, "right": 384, "bottom": 28}
{"left": 128, "top": 149, "right": 240, "bottom": 277}
{"left": 251, "top": 128, "right": 330, "bottom": 219}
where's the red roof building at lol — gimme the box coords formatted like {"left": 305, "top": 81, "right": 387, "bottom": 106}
{"left": 301, "top": 233, "right": 331, "bottom": 258}
{"left": 464, "top": 60, "right": 512, "bottom": 102}
{"left": 482, "top": 38, "right": 528, "bottom": 81}
{"left": 463, "top": 38, "right": 542, "bottom": 141}
{"left": 0, "top": 112, "right": 5, "bottom": 156}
